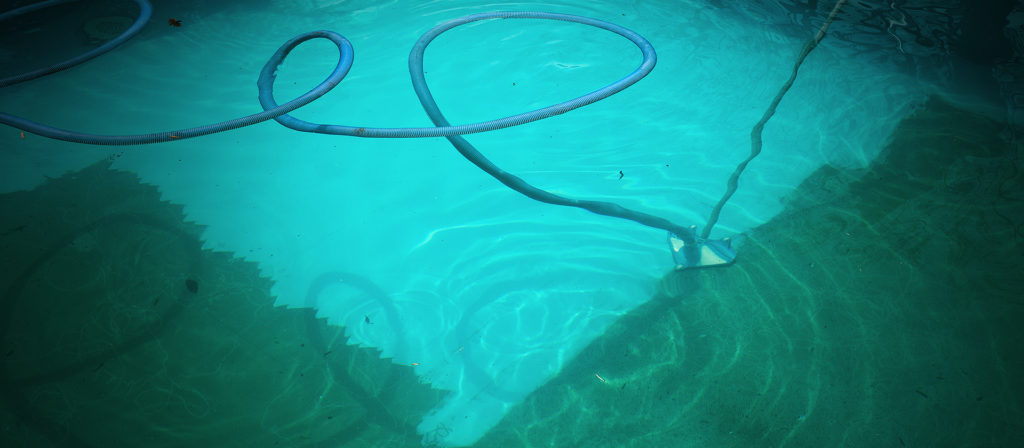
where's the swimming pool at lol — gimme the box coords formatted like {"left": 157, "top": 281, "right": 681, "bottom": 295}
{"left": 2, "top": 0, "right": 1015, "bottom": 446}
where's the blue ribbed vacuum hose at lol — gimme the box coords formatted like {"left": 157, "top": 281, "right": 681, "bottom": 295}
{"left": 0, "top": 3, "right": 705, "bottom": 261}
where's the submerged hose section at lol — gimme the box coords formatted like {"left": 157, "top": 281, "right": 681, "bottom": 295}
{"left": 258, "top": 11, "right": 656, "bottom": 138}
{"left": 0, "top": 0, "right": 151, "bottom": 88}
{"left": 259, "top": 11, "right": 696, "bottom": 241}
{"left": 402, "top": 12, "right": 693, "bottom": 238}
{"left": 257, "top": 12, "right": 694, "bottom": 240}
{"left": 700, "top": 0, "right": 846, "bottom": 240}
{"left": 0, "top": 8, "right": 699, "bottom": 245}
{"left": 0, "top": 30, "right": 354, "bottom": 145}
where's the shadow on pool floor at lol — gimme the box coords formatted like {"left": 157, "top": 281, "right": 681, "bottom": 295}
{"left": 0, "top": 160, "right": 444, "bottom": 447}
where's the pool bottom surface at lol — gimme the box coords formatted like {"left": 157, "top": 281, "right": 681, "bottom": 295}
{"left": 1, "top": 95, "right": 1020, "bottom": 447}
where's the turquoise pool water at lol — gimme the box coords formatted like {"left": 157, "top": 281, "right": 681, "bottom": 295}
{"left": 2, "top": 0, "right": 1015, "bottom": 446}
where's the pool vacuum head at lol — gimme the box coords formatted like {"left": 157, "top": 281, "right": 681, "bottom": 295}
{"left": 669, "top": 232, "right": 736, "bottom": 270}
